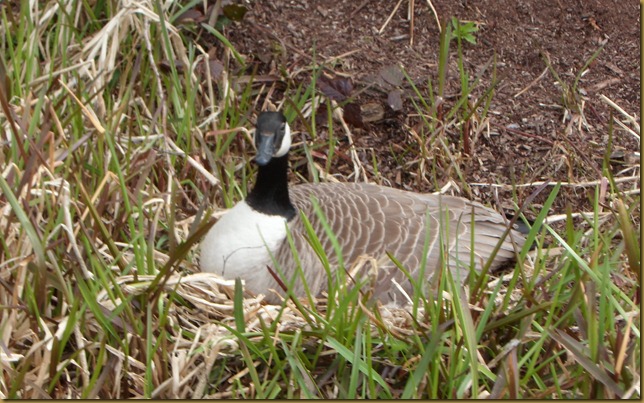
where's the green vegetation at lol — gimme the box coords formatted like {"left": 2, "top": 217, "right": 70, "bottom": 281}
{"left": 449, "top": 17, "right": 479, "bottom": 45}
{"left": 541, "top": 44, "right": 605, "bottom": 115}
{"left": 0, "top": 1, "right": 639, "bottom": 399}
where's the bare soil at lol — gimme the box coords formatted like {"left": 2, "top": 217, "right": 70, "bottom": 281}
{"left": 212, "top": 0, "right": 640, "bottom": 217}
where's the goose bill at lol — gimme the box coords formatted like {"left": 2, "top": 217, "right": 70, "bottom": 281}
{"left": 254, "top": 131, "right": 275, "bottom": 166}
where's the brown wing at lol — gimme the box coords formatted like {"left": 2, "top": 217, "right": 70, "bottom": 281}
{"left": 275, "top": 182, "right": 525, "bottom": 304}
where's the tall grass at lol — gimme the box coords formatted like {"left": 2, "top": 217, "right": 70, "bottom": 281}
{"left": 0, "top": 1, "right": 639, "bottom": 398}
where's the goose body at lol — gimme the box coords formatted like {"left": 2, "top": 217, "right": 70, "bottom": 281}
{"left": 200, "top": 112, "right": 526, "bottom": 304}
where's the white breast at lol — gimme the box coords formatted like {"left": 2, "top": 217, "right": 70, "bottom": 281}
{"left": 200, "top": 201, "right": 289, "bottom": 281}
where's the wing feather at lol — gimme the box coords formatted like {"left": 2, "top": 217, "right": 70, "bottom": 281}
{"left": 271, "top": 182, "right": 525, "bottom": 304}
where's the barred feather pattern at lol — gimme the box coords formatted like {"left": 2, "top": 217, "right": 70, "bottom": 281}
{"left": 241, "top": 182, "right": 526, "bottom": 305}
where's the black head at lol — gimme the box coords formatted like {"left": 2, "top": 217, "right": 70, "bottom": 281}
{"left": 254, "top": 111, "right": 291, "bottom": 166}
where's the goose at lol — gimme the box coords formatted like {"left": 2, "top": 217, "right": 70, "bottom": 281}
{"left": 200, "top": 111, "right": 527, "bottom": 305}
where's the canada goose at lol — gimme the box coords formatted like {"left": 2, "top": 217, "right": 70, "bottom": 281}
{"left": 200, "top": 111, "right": 526, "bottom": 305}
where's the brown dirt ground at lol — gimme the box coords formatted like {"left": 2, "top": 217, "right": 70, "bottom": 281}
{"left": 208, "top": 0, "right": 640, "bottom": 219}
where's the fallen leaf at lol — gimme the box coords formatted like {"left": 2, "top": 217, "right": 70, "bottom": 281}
{"left": 175, "top": 8, "right": 205, "bottom": 25}
{"left": 387, "top": 89, "right": 403, "bottom": 111}
{"left": 223, "top": 4, "right": 247, "bottom": 21}
{"left": 318, "top": 74, "right": 353, "bottom": 101}
{"left": 159, "top": 59, "right": 185, "bottom": 73}
{"left": 379, "top": 64, "right": 404, "bottom": 87}
{"left": 344, "top": 103, "right": 364, "bottom": 128}
{"left": 207, "top": 59, "right": 224, "bottom": 81}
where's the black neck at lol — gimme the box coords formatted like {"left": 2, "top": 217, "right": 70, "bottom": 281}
{"left": 246, "top": 154, "right": 296, "bottom": 220}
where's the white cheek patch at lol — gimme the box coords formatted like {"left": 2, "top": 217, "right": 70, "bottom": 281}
{"left": 274, "top": 123, "right": 291, "bottom": 158}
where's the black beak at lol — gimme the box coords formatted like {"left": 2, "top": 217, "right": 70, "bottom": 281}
{"left": 254, "top": 131, "right": 275, "bottom": 166}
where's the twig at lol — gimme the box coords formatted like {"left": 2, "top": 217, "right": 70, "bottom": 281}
{"left": 469, "top": 175, "right": 640, "bottom": 189}
{"left": 333, "top": 102, "right": 367, "bottom": 183}
{"left": 599, "top": 94, "right": 640, "bottom": 132}
{"left": 379, "top": 0, "right": 441, "bottom": 45}
{"left": 350, "top": 0, "right": 370, "bottom": 18}
{"left": 599, "top": 94, "right": 640, "bottom": 139}
{"left": 513, "top": 67, "right": 548, "bottom": 98}
{"left": 545, "top": 211, "right": 611, "bottom": 224}
{"left": 409, "top": 0, "right": 414, "bottom": 46}
{"left": 165, "top": 136, "right": 220, "bottom": 186}
{"left": 379, "top": 0, "right": 405, "bottom": 34}
{"left": 491, "top": 122, "right": 555, "bottom": 146}
{"left": 424, "top": 0, "right": 441, "bottom": 32}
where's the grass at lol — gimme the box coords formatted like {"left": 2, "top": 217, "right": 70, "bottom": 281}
{"left": 0, "top": 0, "right": 640, "bottom": 399}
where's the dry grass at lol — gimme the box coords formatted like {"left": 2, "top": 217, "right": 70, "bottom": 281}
{"left": 0, "top": 0, "right": 640, "bottom": 398}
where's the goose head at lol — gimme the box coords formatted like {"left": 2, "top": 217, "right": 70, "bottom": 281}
{"left": 243, "top": 111, "right": 296, "bottom": 219}
{"left": 253, "top": 111, "right": 292, "bottom": 166}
